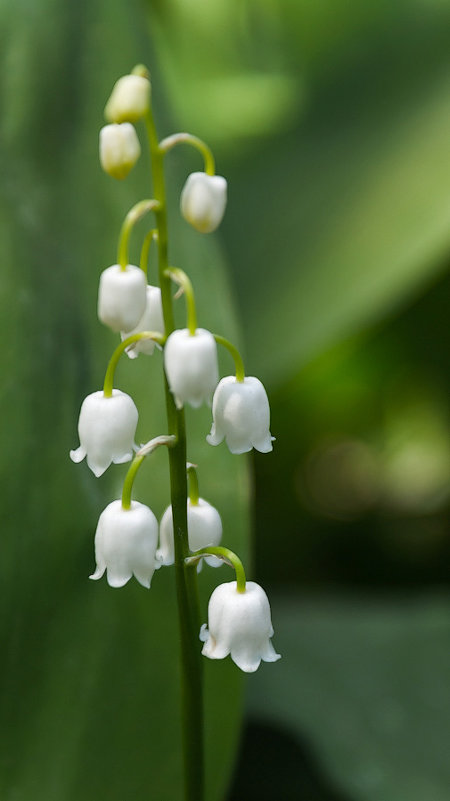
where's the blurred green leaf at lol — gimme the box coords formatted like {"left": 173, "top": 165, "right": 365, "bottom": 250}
{"left": 249, "top": 593, "right": 450, "bottom": 801}
{"left": 0, "top": 1, "right": 248, "bottom": 799}
{"left": 234, "top": 80, "right": 450, "bottom": 385}
{"left": 216, "top": 3, "right": 450, "bottom": 386}
{"left": 146, "top": 1, "right": 450, "bottom": 388}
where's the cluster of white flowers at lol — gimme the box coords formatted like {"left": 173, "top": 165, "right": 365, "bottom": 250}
{"left": 70, "top": 67, "right": 280, "bottom": 674}
{"left": 90, "top": 495, "right": 222, "bottom": 588}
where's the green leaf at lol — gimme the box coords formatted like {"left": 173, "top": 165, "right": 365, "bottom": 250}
{"left": 248, "top": 593, "right": 450, "bottom": 801}
{"left": 245, "top": 74, "right": 450, "bottom": 385}
{"left": 219, "top": 5, "right": 450, "bottom": 386}
{"left": 146, "top": 3, "right": 450, "bottom": 389}
{"left": 0, "top": 1, "right": 248, "bottom": 799}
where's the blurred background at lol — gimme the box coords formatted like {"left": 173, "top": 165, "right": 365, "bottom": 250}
{"left": 0, "top": 0, "right": 449, "bottom": 799}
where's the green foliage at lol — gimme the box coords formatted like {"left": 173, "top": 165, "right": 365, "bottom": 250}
{"left": 248, "top": 594, "right": 450, "bottom": 801}
{"left": 0, "top": 1, "right": 248, "bottom": 799}
{"left": 2, "top": 0, "right": 450, "bottom": 798}
{"left": 145, "top": 2, "right": 450, "bottom": 798}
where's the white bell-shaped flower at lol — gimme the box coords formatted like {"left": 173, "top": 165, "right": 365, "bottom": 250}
{"left": 104, "top": 74, "right": 151, "bottom": 123}
{"left": 70, "top": 390, "right": 138, "bottom": 477}
{"left": 180, "top": 172, "right": 227, "bottom": 233}
{"left": 164, "top": 328, "right": 219, "bottom": 409}
{"left": 99, "top": 123, "right": 141, "bottom": 180}
{"left": 120, "top": 285, "right": 164, "bottom": 358}
{"left": 98, "top": 263, "right": 147, "bottom": 333}
{"left": 207, "top": 376, "right": 274, "bottom": 454}
{"left": 90, "top": 500, "right": 161, "bottom": 588}
{"left": 200, "top": 580, "right": 281, "bottom": 673}
{"left": 157, "top": 498, "right": 223, "bottom": 569}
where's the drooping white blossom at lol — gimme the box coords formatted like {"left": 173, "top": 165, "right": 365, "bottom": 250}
{"left": 98, "top": 263, "right": 147, "bottom": 333}
{"left": 207, "top": 376, "right": 274, "bottom": 454}
{"left": 157, "top": 498, "right": 223, "bottom": 569}
{"left": 200, "top": 581, "right": 281, "bottom": 673}
{"left": 99, "top": 123, "right": 141, "bottom": 180}
{"left": 180, "top": 172, "right": 227, "bottom": 233}
{"left": 70, "top": 390, "right": 138, "bottom": 477}
{"left": 104, "top": 73, "right": 151, "bottom": 124}
{"left": 121, "top": 285, "right": 164, "bottom": 358}
{"left": 164, "top": 328, "right": 219, "bottom": 409}
{"left": 90, "top": 500, "right": 161, "bottom": 588}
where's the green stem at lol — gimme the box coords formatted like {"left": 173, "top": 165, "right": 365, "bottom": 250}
{"left": 121, "top": 435, "right": 176, "bottom": 509}
{"left": 103, "top": 332, "right": 165, "bottom": 398}
{"left": 140, "top": 228, "right": 158, "bottom": 278}
{"left": 159, "top": 132, "right": 215, "bottom": 176}
{"left": 213, "top": 334, "right": 245, "bottom": 382}
{"left": 145, "top": 107, "right": 204, "bottom": 801}
{"left": 186, "top": 546, "right": 247, "bottom": 593}
{"left": 121, "top": 454, "right": 145, "bottom": 509}
{"left": 117, "top": 199, "right": 160, "bottom": 270}
{"left": 187, "top": 463, "right": 199, "bottom": 506}
{"left": 165, "top": 267, "right": 198, "bottom": 335}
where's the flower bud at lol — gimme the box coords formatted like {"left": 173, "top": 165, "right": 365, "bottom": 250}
{"left": 207, "top": 376, "right": 274, "bottom": 454}
{"left": 157, "top": 498, "right": 223, "bottom": 569}
{"left": 98, "top": 264, "right": 147, "bottom": 333}
{"left": 70, "top": 390, "right": 138, "bottom": 477}
{"left": 120, "top": 285, "right": 164, "bottom": 358}
{"left": 200, "top": 581, "right": 281, "bottom": 672}
{"left": 90, "top": 500, "right": 160, "bottom": 588}
{"left": 164, "top": 328, "right": 219, "bottom": 409}
{"left": 99, "top": 123, "right": 141, "bottom": 180}
{"left": 104, "top": 74, "right": 151, "bottom": 123}
{"left": 180, "top": 172, "right": 227, "bottom": 233}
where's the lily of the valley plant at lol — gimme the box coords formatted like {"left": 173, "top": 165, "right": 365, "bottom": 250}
{"left": 70, "top": 65, "right": 280, "bottom": 801}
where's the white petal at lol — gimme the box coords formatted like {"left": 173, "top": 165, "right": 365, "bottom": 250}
{"left": 208, "top": 376, "right": 273, "bottom": 455}
{"left": 99, "top": 124, "right": 141, "bottom": 179}
{"left": 199, "top": 623, "right": 209, "bottom": 643}
{"left": 121, "top": 285, "right": 164, "bottom": 358}
{"left": 157, "top": 505, "right": 175, "bottom": 566}
{"left": 164, "top": 328, "right": 218, "bottom": 409}
{"left": 112, "top": 450, "right": 134, "bottom": 465}
{"left": 98, "top": 264, "right": 147, "bottom": 332}
{"left": 224, "top": 435, "right": 252, "bottom": 455}
{"left": 260, "top": 640, "right": 282, "bottom": 663}
{"left": 105, "top": 74, "right": 150, "bottom": 123}
{"left": 206, "top": 423, "right": 224, "bottom": 447}
{"left": 106, "top": 568, "right": 132, "bottom": 588}
{"left": 133, "top": 569, "right": 152, "bottom": 589}
{"left": 230, "top": 646, "right": 262, "bottom": 673}
{"left": 74, "top": 390, "right": 138, "bottom": 478}
{"left": 86, "top": 458, "right": 110, "bottom": 478}
{"left": 92, "top": 500, "right": 158, "bottom": 589}
{"left": 252, "top": 434, "right": 275, "bottom": 453}
{"left": 69, "top": 445, "right": 86, "bottom": 464}
{"left": 89, "top": 565, "right": 105, "bottom": 581}
{"left": 201, "top": 580, "right": 280, "bottom": 672}
{"left": 204, "top": 555, "right": 222, "bottom": 568}
{"left": 180, "top": 172, "right": 227, "bottom": 233}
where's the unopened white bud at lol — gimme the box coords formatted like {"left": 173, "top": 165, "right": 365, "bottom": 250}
{"left": 98, "top": 264, "right": 147, "bottom": 333}
{"left": 180, "top": 172, "right": 227, "bottom": 233}
{"left": 104, "top": 74, "right": 151, "bottom": 123}
{"left": 70, "top": 390, "right": 138, "bottom": 477}
{"left": 90, "top": 500, "right": 160, "bottom": 588}
{"left": 99, "top": 123, "right": 141, "bottom": 180}
{"left": 207, "top": 376, "right": 274, "bottom": 454}
{"left": 157, "top": 498, "right": 223, "bottom": 569}
{"left": 120, "top": 285, "right": 164, "bottom": 358}
{"left": 200, "top": 581, "right": 281, "bottom": 673}
{"left": 164, "top": 328, "right": 219, "bottom": 409}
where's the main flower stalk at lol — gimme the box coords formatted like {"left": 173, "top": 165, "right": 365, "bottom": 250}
{"left": 145, "top": 107, "right": 204, "bottom": 801}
